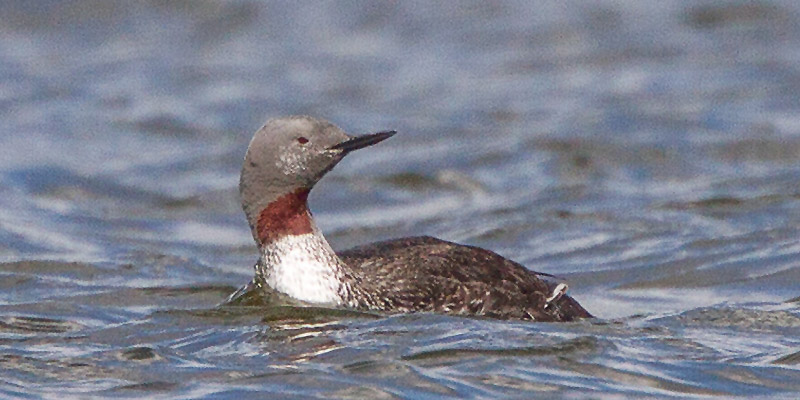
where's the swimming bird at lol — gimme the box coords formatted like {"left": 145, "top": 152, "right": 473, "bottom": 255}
{"left": 230, "top": 116, "right": 592, "bottom": 321}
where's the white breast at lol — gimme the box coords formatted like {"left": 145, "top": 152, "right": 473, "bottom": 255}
{"left": 261, "top": 233, "right": 343, "bottom": 304}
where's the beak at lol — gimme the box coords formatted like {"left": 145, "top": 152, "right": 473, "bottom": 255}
{"left": 329, "top": 130, "right": 396, "bottom": 153}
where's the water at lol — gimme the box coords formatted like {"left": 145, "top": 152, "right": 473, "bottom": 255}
{"left": 2, "top": 0, "right": 800, "bottom": 398}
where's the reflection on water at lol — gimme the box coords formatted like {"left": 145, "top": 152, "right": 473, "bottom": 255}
{"left": 2, "top": 0, "right": 800, "bottom": 398}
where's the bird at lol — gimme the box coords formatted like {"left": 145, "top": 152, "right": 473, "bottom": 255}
{"left": 228, "top": 115, "right": 592, "bottom": 322}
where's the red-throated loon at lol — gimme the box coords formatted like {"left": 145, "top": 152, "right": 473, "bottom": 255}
{"left": 229, "top": 116, "right": 592, "bottom": 322}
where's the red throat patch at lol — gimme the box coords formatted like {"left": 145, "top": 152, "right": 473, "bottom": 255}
{"left": 256, "top": 188, "right": 312, "bottom": 244}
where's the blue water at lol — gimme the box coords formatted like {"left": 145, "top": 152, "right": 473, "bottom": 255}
{"left": 2, "top": 1, "right": 800, "bottom": 398}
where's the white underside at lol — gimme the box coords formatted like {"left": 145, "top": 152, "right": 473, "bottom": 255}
{"left": 262, "top": 233, "right": 343, "bottom": 304}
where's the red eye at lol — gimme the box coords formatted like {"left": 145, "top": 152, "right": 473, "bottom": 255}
{"left": 297, "top": 137, "right": 309, "bottom": 144}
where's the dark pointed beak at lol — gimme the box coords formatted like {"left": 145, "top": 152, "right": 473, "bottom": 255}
{"left": 329, "top": 130, "right": 396, "bottom": 153}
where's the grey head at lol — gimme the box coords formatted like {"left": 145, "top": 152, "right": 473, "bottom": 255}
{"left": 240, "top": 115, "right": 395, "bottom": 244}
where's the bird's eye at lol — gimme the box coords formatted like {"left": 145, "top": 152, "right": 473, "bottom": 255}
{"left": 297, "top": 137, "right": 309, "bottom": 145}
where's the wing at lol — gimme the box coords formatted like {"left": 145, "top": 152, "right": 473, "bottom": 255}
{"left": 339, "top": 236, "right": 592, "bottom": 321}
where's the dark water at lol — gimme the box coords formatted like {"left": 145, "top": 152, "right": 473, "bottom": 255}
{"left": 2, "top": 1, "right": 800, "bottom": 398}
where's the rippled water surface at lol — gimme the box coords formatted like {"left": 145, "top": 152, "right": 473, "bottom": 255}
{"left": 3, "top": 1, "right": 800, "bottom": 398}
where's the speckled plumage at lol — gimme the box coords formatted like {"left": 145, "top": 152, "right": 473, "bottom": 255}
{"left": 338, "top": 236, "right": 591, "bottom": 321}
{"left": 233, "top": 116, "right": 593, "bottom": 322}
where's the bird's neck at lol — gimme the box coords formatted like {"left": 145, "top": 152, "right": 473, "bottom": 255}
{"left": 253, "top": 189, "right": 347, "bottom": 304}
